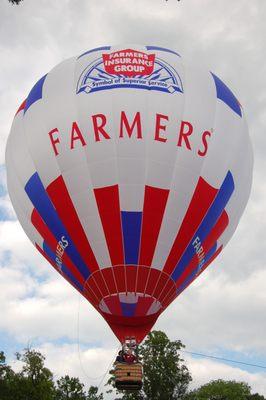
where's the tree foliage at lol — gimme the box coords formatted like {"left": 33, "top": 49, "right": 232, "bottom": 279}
{"left": 8, "top": 0, "right": 24, "bottom": 4}
{"left": 0, "top": 348, "right": 103, "bottom": 400}
{"left": 87, "top": 386, "right": 104, "bottom": 400}
{"left": 184, "top": 379, "right": 264, "bottom": 400}
{"left": 0, "top": 351, "right": 15, "bottom": 400}
{"left": 55, "top": 375, "right": 87, "bottom": 400}
{"left": 14, "top": 348, "right": 55, "bottom": 400}
{"left": 140, "top": 331, "right": 192, "bottom": 400}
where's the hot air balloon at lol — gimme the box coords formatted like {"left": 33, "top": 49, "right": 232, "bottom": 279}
{"left": 6, "top": 45, "right": 253, "bottom": 356}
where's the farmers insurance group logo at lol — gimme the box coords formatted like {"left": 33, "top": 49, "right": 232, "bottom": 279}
{"left": 77, "top": 48, "right": 183, "bottom": 94}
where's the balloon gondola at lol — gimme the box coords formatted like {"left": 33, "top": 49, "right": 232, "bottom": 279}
{"left": 114, "top": 337, "right": 143, "bottom": 391}
{"left": 114, "top": 362, "right": 143, "bottom": 391}
{"left": 6, "top": 46, "right": 253, "bottom": 386}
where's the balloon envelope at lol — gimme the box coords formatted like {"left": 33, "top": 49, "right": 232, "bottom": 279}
{"left": 6, "top": 45, "right": 253, "bottom": 343}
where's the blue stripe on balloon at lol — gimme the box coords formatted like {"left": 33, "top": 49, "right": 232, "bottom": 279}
{"left": 171, "top": 171, "right": 234, "bottom": 282}
{"left": 121, "top": 302, "right": 137, "bottom": 317}
{"left": 121, "top": 211, "right": 142, "bottom": 265}
{"left": 25, "top": 172, "right": 90, "bottom": 280}
{"left": 24, "top": 74, "right": 47, "bottom": 114}
{"left": 43, "top": 241, "right": 83, "bottom": 292}
{"left": 146, "top": 46, "right": 180, "bottom": 57}
{"left": 195, "top": 171, "right": 234, "bottom": 242}
{"left": 211, "top": 73, "right": 242, "bottom": 117}
{"left": 171, "top": 247, "right": 193, "bottom": 283}
{"left": 196, "top": 242, "right": 218, "bottom": 275}
{"left": 78, "top": 46, "right": 111, "bottom": 59}
{"left": 176, "top": 243, "right": 218, "bottom": 296}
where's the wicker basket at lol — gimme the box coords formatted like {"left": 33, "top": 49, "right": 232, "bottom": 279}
{"left": 115, "top": 362, "right": 143, "bottom": 390}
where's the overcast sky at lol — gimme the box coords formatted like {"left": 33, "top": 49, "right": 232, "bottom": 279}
{"left": 1, "top": 0, "right": 266, "bottom": 397}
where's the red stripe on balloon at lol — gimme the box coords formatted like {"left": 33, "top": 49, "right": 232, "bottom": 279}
{"left": 158, "top": 279, "right": 176, "bottom": 305}
{"left": 145, "top": 269, "right": 161, "bottom": 295}
{"left": 104, "top": 295, "right": 123, "bottom": 316}
{"left": 92, "top": 270, "right": 109, "bottom": 298}
{"left": 134, "top": 296, "right": 154, "bottom": 317}
{"left": 152, "top": 272, "right": 171, "bottom": 299}
{"left": 102, "top": 268, "right": 117, "bottom": 294}
{"left": 32, "top": 209, "right": 85, "bottom": 285}
{"left": 125, "top": 266, "right": 137, "bottom": 292}
{"left": 32, "top": 209, "right": 55, "bottom": 246}
{"left": 113, "top": 265, "right": 126, "bottom": 293}
{"left": 15, "top": 99, "right": 26, "bottom": 115}
{"left": 83, "top": 286, "right": 100, "bottom": 306}
{"left": 94, "top": 185, "right": 124, "bottom": 266}
{"left": 135, "top": 266, "right": 150, "bottom": 294}
{"left": 160, "top": 285, "right": 176, "bottom": 308}
{"left": 46, "top": 176, "right": 99, "bottom": 273}
{"left": 139, "top": 186, "right": 169, "bottom": 266}
{"left": 85, "top": 277, "right": 102, "bottom": 302}
{"left": 163, "top": 177, "right": 218, "bottom": 275}
{"left": 175, "top": 211, "right": 229, "bottom": 289}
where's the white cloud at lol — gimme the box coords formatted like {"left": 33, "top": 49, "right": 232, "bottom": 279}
{"left": 39, "top": 342, "right": 118, "bottom": 387}
{"left": 157, "top": 267, "right": 266, "bottom": 354}
{"left": 0, "top": 220, "right": 45, "bottom": 272}
{"left": 0, "top": 218, "right": 119, "bottom": 346}
{"left": 0, "top": 194, "right": 16, "bottom": 220}
{"left": 0, "top": 248, "right": 118, "bottom": 346}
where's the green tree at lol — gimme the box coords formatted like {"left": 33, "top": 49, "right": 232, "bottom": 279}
{"left": 108, "top": 330, "right": 192, "bottom": 400}
{"left": 185, "top": 379, "right": 252, "bottom": 400}
{"left": 8, "top": 0, "right": 24, "bottom": 4}
{"left": 14, "top": 348, "right": 55, "bottom": 400}
{"left": 140, "top": 331, "right": 192, "bottom": 400}
{"left": 247, "top": 395, "right": 266, "bottom": 400}
{"left": 0, "top": 351, "right": 16, "bottom": 400}
{"left": 55, "top": 375, "right": 87, "bottom": 400}
{"left": 0, "top": 348, "right": 104, "bottom": 400}
{"left": 87, "top": 386, "right": 104, "bottom": 400}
